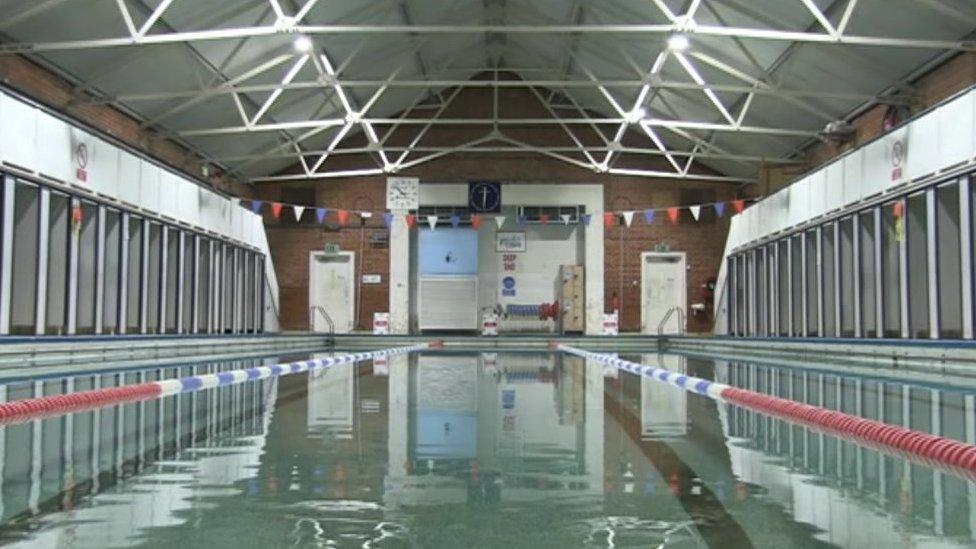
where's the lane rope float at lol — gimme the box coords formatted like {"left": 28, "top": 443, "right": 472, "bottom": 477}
{"left": 555, "top": 343, "right": 976, "bottom": 481}
{"left": 0, "top": 341, "right": 441, "bottom": 426}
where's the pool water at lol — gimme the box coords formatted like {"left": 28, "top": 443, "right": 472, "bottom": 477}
{"left": 0, "top": 350, "right": 972, "bottom": 548}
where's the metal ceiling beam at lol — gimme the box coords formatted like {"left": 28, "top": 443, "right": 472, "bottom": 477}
{"left": 99, "top": 77, "right": 900, "bottom": 104}
{"left": 4, "top": 24, "right": 976, "bottom": 55}
{"left": 216, "top": 145, "right": 803, "bottom": 165}
{"left": 176, "top": 117, "right": 819, "bottom": 136}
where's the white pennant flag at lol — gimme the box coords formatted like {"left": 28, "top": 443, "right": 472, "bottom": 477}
{"left": 560, "top": 214, "right": 572, "bottom": 225}
{"left": 689, "top": 205, "right": 701, "bottom": 221}
{"left": 622, "top": 211, "right": 635, "bottom": 227}
{"left": 292, "top": 205, "right": 305, "bottom": 222}
{"left": 427, "top": 215, "right": 438, "bottom": 229}
{"left": 494, "top": 216, "right": 506, "bottom": 229}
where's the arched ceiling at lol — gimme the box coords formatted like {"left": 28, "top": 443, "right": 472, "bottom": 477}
{"left": 1, "top": 0, "right": 975, "bottom": 185}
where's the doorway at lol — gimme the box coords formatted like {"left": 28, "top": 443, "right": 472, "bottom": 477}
{"left": 309, "top": 251, "right": 355, "bottom": 333}
{"left": 641, "top": 252, "right": 687, "bottom": 334}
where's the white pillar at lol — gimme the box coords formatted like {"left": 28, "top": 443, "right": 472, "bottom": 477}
{"left": 389, "top": 209, "right": 410, "bottom": 334}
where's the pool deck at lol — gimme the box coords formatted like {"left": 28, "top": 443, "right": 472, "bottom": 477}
{"left": 2, "top": 331, "right": 976, "bottom": 382}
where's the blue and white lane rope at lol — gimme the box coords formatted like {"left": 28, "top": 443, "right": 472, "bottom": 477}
{"left": 155, "top": 342, "right": 433, "bottom": 396}
{"left": 556, "top": 344, "right": 729, "bottom": 401}
{"left": 0, "top": 341, "right": 440, "bottom": 425}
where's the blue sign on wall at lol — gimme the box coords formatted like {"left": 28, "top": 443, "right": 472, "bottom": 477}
{"left": 418, "top": 229, "right": 479, "bottom": 275}
{"left": 501, "top": 276, "right": 516, "bottom": 297}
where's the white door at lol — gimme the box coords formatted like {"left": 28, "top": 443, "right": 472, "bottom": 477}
{"left": 309, "top": 252, "right": 355, "bottom": 333}
{"left": 641, "top": 252, "right": 687, "bottom": 334}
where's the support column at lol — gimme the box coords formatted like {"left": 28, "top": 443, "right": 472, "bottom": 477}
{"left": 118, "top": 214, "right": 129, "bottom": 334}
{"left": 159, "top": 226, "right": 168, "bottom": 333}
{"left": 389, "top": 209, "right": 410, "bottom": 334}
{"left": 927, "top": 188, "right": 940, "bottom": 339}
{"left": 95, "top": 206, "right": 106, "bottom": 334}
{"left": 0, "top": 177, "right": 14, "bottom": 335}
{"left": 960, "top": 178, "right": 973, "bottom": 339}
{"left": 816, "top": 226, "right": 825, "bottom": 338}
{"left": 800, "top": 232, "right": 808, "bottom": 337}
{"left": 853, "top": 214, "right": 861, "bottom": 338}
{"left": 66, "top": 198, "right": 80, "bottom": 335}
{"left": 34, "top": 189, "right": 50, "bottom": 335}
{"left": 874, "top": 208, "right": 884, "bottom": 338}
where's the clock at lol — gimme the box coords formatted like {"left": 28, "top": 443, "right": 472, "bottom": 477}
{"left": 468, "top": 181, "right": 501, "bottom": 213}
{"left": 386, "top": 177, "right": 419, "bottom": 210}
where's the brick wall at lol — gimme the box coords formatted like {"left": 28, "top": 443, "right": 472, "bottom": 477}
{"left": 798, "top": 52, "right": 976, "bottom": 185}
{"left": 0, "top": 54, "right": 251, "bottom": 197}
{"left": 259, "top": 161, "right": 736, "bottom": 333}
{"left": 604, "top": 180, "right": 734, "bottom": 333}
{"left": 263, "top": 180, "right": 389, "bottom": 331}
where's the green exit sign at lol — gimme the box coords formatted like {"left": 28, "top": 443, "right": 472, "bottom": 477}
{"left": 654, "top": 242, "right": 670, "bottom": 253}
{"left": 324, "top": 243, "right": 340, "bottom": 255}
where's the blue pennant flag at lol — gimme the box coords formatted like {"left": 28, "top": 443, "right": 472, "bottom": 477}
{"left": 713, "top": 202, "right": 726, "bottom": 217}
{"left": 580, "top": 213, "right": 592, "bottom": 226}
{"left": 315, "top": 208, "right": 328, "bottom": 224}
{"left": 250, "top": 200, "right": 263, "bottom": 214}
{"left": 643, "top": 209, "right": 655, "bottom": 224}
{"left": 383, "top": 212, "right": 394, "bottom": 228}
{"left": 450, "top": 214, "right": 461, "bottom": 228}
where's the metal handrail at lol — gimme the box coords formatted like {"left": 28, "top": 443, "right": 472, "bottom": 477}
{"left": 657, "top": 306, "right": 685, "bottom": 335}
{"left": 309, "top": 305, "right": 335, "bottom": 345}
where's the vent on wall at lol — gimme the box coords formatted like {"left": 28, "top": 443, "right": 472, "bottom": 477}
{"left": 516, "top": 205, "right": 584, "bottom": 224}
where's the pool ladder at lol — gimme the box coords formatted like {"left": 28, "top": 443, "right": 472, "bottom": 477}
{"left": 657, "top": 306, "right": 686, "bottom": 336}
{"left": 309, "top": 305, "right": 335, "bottom": 347}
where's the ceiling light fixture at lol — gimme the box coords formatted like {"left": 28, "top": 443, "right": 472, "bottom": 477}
{"left": 293, "top": 35, "right": 313, "bottom": 53}
{"left": 667, "top": 33, "right": 690, "bottom": 51}
{"left": 626, "top": 107, "right": 647, "bottom": 124}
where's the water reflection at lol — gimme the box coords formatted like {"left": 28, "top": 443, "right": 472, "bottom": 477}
{"left": 0, "top": 351, "right": 971, "bottom": 547}
{"left": 715, "top": 359, "right": 976, "bottom": 547}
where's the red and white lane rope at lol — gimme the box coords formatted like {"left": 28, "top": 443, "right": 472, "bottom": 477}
{"left": 556, "top": 343, "right": 976, "bottom": 481}
{"left": 0, "top": 341, "right": 441, "bottom": 426}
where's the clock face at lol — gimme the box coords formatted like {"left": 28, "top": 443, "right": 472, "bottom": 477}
{"left": 468, "top": 181, "right": 501, "bottom": 213}
{"left": 386, "top": 178, "right": 419, "bottom": 210}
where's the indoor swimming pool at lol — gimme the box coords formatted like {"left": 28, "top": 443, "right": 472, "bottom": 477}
{"left": 0, "top": 348, "right": 972, "bottom": 548}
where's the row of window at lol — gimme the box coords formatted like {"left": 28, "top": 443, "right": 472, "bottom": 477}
{"left": 728, "top": 173, "right": 974, "bottom": 339}
{"left": 1, "top": 173, "right": 266, "bottom": 336}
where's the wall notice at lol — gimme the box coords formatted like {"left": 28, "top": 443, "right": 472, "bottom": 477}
{"left": 501, "top": 276, "right": 516, "bottom": 297}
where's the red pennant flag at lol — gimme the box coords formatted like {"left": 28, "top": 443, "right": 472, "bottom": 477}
{"left": 405, "top": 214, "right": 416, "bottom": 228}
{"left": 667, "top": 207, "right": 680, "bottom": 224}
{"left": 603, "top": 212, "right": 616, "bottom": 227}
{"left": 270, "top": 202, "right": 283, "bottom": 219}
{"left": 732, "top": 199, "right": 746, "bottom": 214}
{"left": 337, "top": 209, "right": 349, "bottom": 226}
{"left": 471, "top": 214, "right": 482, "bottom": 230}
{"left": 539, "top": 213, "right": 550, "bottom": 225}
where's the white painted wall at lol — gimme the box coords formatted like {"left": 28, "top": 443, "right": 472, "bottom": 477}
{"left": 476, "top": 210, "right": 583, "bottom": 311}
{"left": 0, "top": 89, "right": 279, "bottom": 330}
{"left": 390, "top": 182, "right": 604, "bottom": 334}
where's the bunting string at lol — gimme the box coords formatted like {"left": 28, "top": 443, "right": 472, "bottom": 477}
{"left": 241, "top": 196, "right": 757, "bottom": 228}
